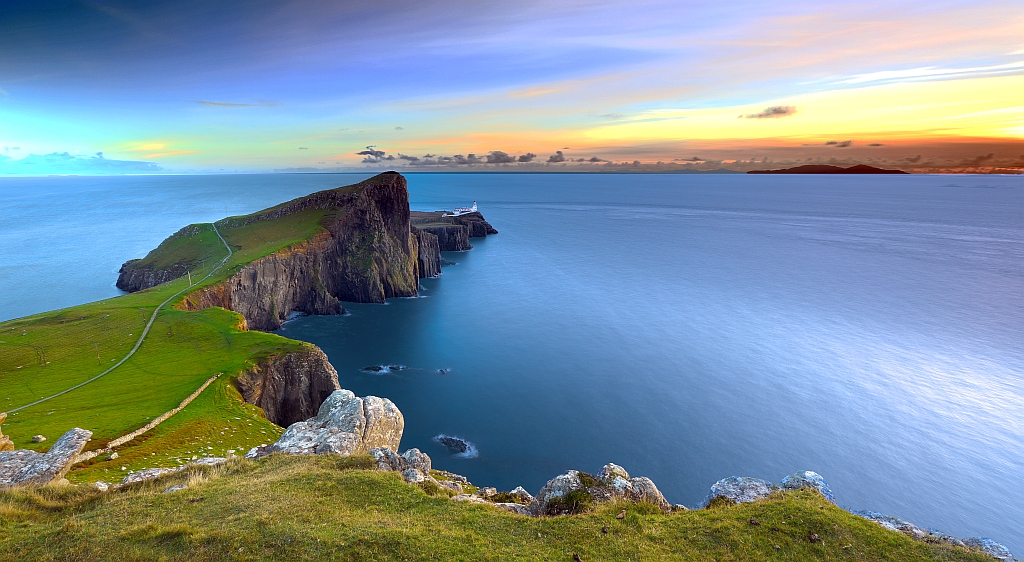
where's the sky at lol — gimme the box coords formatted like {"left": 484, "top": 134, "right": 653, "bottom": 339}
{"left": 1, "top": 0, "right": 1022, "bottom": 174}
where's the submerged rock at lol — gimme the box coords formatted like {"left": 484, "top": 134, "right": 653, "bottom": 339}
{"left": 780, "top": 470, "right": 835, "bottom": 503}
{"left": 703, "top": 476, "right": 775, "bottom": 507}
{"left": 263, "top": 389, "right": 403, "bottom": 457}
{"left": 0, "top": 428, "right": 92, "bottom": 489}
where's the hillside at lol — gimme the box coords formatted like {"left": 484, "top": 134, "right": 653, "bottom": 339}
{"left": 0, "top": 455, "right": 996, "bottom": 561}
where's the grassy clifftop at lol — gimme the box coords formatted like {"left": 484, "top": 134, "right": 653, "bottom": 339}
{"left": 0, "top": 455, "right": 993, "bottom": 561}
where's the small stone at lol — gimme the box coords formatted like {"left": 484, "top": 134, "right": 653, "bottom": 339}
{"left": 809, "top": 532, "right": 822, "bottom": 543}
{"left": 616, "top": 509, "right": 626, "bottom": 520}
{"left": 401, "top": 468, "right": 425, "bottom": 483}
{"left": 672, "top": 504, "right": 689, "bottom": 511}
{"left": 107, "top": 452, "right": 119, "bottom": 460}
{"left": 92, "top": 481, "right": 110, "bottom": 492}
{"left": 750, "top": 517, "right": 761, "bottom": 526}
{"left": 163, "top": 484, "right": 187, "bottom": 493}
{"left": 601, "top": 526, "right": 608, "bottom": 534}
{"left": 31, "top": 435, "right": 46, "bottom": 443}
{"left": 476, "top": 487, "right": 497, "bottom": 498}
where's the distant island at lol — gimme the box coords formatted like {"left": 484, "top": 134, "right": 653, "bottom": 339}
{"left": 749, "top": 164, "right": 909, "bottom": 175}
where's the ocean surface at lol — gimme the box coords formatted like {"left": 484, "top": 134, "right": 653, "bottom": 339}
{"left": 1, "top": 173, "right": 1022, "bottom": 552}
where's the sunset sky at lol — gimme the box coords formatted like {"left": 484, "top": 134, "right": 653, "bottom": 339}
{"left": 1, "top": 0, "right": 1022, "bottom": 173}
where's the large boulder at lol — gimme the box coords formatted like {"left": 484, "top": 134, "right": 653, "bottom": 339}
{"left": 703, "top": 476, "right": 774, "bottom": 507}
{"left": 0, "top": 428, "right": 92, "bottom": 488}
{"left": 262, "top": 389, "right": 403, "bottom": 456}
{"left": 529, "top": 463, "right": 670, "bottom": 516}
{"left": 780, "top": 470, "right": 835, "bottom": 503}
{"left": 0, "top": 413, "right": 13, "bottom": 452}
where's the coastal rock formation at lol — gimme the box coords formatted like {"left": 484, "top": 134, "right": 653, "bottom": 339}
{"left": 410, "top": 210, "right": 498, "bottom": 252}
{"left": 116, "top": 224, "right": 210, "bottom": 292}
{"left": 0, "top": 427, "right": 92, "bottom": 488}
{"left": 0, "top": 413, "right": 13, "bottom": 452}
{"left": 852, "top": 511, "right": 1015, "bottom": 560}
{"left": 417, "top": 223, "right": 471, "bottom": 252}
{"left": 253, "top": 389, "right": 403, "bottom": 457}
{"left": 446, "top": 211, "right": 498, "bottom": 237}
{"left": 528, "top": 464, "right": 670, "bottom": 516}
{"left": 235, "top": 346, "right": 341, "bottom": 427}
{"left": 411, "top": 227, "right": 441, "bottom": 278}
{"left": 780, "top": 470, "right": 835, "bottom": 503}
{"left": 703, "top": 476, "right": 774, "bottom": 506}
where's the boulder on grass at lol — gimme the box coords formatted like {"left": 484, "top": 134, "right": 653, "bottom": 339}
{"left": 0, "top": 428, "right": 92, "bottom": 489}
{"left": 262, "top": 390, "right": 403, "bottom": 457}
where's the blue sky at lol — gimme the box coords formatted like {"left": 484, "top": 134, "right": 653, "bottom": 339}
{"left": 1, "top": 0, "right": 1022, "bottom": 173}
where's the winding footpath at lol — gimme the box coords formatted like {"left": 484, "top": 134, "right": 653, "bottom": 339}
{"left": 8, "top": 223, "right": 233, "bottom": 413}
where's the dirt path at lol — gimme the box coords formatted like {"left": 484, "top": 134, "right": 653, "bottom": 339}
{"left": 8, "top": 223, "right": 233, "bottom": 413}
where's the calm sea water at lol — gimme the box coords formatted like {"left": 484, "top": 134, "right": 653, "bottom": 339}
{"left": 1, "top": 173, "right": 1022, "bottom": 551}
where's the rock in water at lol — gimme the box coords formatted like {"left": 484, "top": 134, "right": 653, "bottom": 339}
{"left": 0, "top": 428, "right": 92, "bottom": 488}
{"left": 703, "top": 476, "right": 774, "bottom": 507}
{"left": 780, "top": 470, "right": 835, "bottom": 503}
{"left": 265, "top": 389, "right": 403, "bottom": 456}
{"left": 0, "top": 413, "right": 13, "bottom": 452}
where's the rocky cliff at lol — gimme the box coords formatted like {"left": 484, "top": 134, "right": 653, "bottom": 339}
{"left": 410, "top": 210, "right": 498, "bottom": 252}
{"left": 235, "top": 346, "right": 342, "bottom": 427}
{"left": 116, "top": 224, "right": 212, "bottom": 292}
{"left": 176, "top": 172, "right": 421, "bottom": 330}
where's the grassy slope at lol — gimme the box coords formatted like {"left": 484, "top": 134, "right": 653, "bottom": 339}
{"left": 0, "top": 202, "right": 334, "bottom": 480}
{"left": 0, "top": 456, "right": 991, "bottom": 561}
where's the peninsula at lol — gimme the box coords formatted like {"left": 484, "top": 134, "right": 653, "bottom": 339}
{"left": 748, "top": 164, "right": 909, "bottom": 174}
{"left": 0, "top": 173, "right": 1011, "bottom": 561}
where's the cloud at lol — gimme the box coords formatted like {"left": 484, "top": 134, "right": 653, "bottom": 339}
{"left": 356, "top": 145, "right": 388, "bottom": 163}
{"left": 0, "top": 87, "right": 7, "bottom": 96}
{"left": 825, "top": 140, "right": 853, "bottom": 147}
{"left": 601, "top": 113, "right": 624, "bottom": 119}
{"left": 743, "top": 106, "right": 797, "bottom": 119}
{"left": 674, "top": 156, "right": 703, "bottom": 161}
{"left": 867, "top": 143, "right": 884, "bottom": 147}
{"left": 588, "top": 156, "right": 607, "bottom": 162}
{"left": 298, "top": 147, "right": 308, "bottom": 150}
{"left": 191, "top": 100, "right": 279, "bottom": 107}
{"left": 486, "top": 151, "right": 516, "bottom": 164}
{"left": 395, "top": 126, "right": 404, "bottom": 130}
{"left": 517, "top": 152, "right": 536, "bottom": 162}
{"left": 903, "top": 155, "right": 922, "bottom": 163}
{"left": 547, "top": 150, "right": 566, "bottom": 163}
{"left": 837, "top": 61, "right": 1024, "bottom": 85}
{"left": 397, "top": 153, "right": 420, "bottom": 162}
{"left": 0, "top": 152, "right": 162, "bottom": 175}
{"left": 961, "top": 153, "right": 996, "bottom": 166}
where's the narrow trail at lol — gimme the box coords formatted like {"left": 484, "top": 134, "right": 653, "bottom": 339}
{"left": 8, "top": 223, "right": 233, "bottom": 413}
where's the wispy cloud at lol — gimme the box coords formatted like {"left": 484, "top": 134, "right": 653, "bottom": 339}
{"left": 836, "top": 61, "right": 1024, "bottom": 85}
{"left": 742, "top": 106, "right": 796, "bottom": 119}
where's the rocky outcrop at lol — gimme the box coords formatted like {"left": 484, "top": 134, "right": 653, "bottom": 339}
{"left": 0, "top": 413, "right": 13, "bottom": 452}
{"left": 249, "top": 389, "right": 403, "bottom": 457}
{"left": 236, "top": 346, "right": 341, "bottom": 427}
{"left": 703, "top": 476, "right": 775, "bottom": 506}
{"left": 528, "top": 463, "right": 670, "bottom": 516}
{"left": 411, "top": 227, "right": 441, "bottom": 278}
{"left": 116, "top": 224, "right": 211, "bottom": 292}
{"left": 446, "top": 211, "right": 498, "bottom": 237}
{"left": 0, "top": 427, "right": 91, "bottom": 488}
{"left": 418, "top": 224, "right": 471, "bottom": 252}
{"left": 780, "top": 470, "right": 835, "bottom": 503}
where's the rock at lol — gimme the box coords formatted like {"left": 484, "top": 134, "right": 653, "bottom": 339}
{"left": 434, "top": 434, "right": 469, "bottom": 454}
{"left": 451, "top": 494, "right": 489, "bottom": 505}
{"left": 852, "top": 511, "right": 931, "bottom": 539}
{"left": 235, "top": 346, "right": 341, "bottom": 427}
{"left": 509, "top": 486, "right": 534, "bottom": 504}
{"left": 600, "top": 463, "right": 630, "bottom": 481}
{"left": 963, "top": 537, "right": 1014, "bottom": 561}
{"left": 476, "top": 487, "right": 497, "bottom": 499}
{"left": 0, "top": 413, "right": 13, "bottom": 452}
{"left": 495, "top": 502, "right": 532, "bottom": 515}
{"left": 434, "top": 470, "right": 468, "bottom": 483}
{"left": 780, "top": 471, "right": 835, "bottom": 503}
{"left": 0, "top": 428, "right": 92, "bottom": 488}
{"left": 92, "top": 481, "right": 110, "bottom": 492}
{"left": 436, "top": 480, "right": 463, "bottom": 494}
{"left": 627, "top": 477, "right": 670, "bottom": 511}
{"left": 189, "top": 457, "right": 227, "bottom": 467}
{"left": 529, "top": 470, "right": 589, "bottom": 516}
{"left": 401, "top": 468, "right": 425, "bottom": 483}
{"left": 402, "top": 448, "right": 431, "bottom": 474}
{"left": 107, "top": 452, "right": 119, "bottom": 461}
{"left": 703, "top": 476, "right": 774, "bottom": 507}
{"left": 411, "top": 226, "right": 441, "bottom": 278}
{"left": 264, "top": 389, "right": 403, "bottom": 457}
{"left": 673, "top": 504, "right": 689, "bottom": 511}
{"left": 31, "top": 435, "right": 46, "bottom": 443}
{"left": 163, "top": 484, "right": 188, "bottom": 493}
{"left": 119, "top": 467, "right": 178, "bottom": 485}
{"left": 809, "top": 531, "right": 821, "bottom": 543}
{"left": 245, "top": 445, "right": 268, "bottom": 459}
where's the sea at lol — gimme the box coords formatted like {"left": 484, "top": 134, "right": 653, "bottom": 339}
{"left": 1, "top": 172, "right": 1021, "bottom": 552}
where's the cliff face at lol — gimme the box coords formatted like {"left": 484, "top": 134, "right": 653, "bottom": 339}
{"left": 410, "top": 210, "right": 498, "bottom": 252}
{"left": 177, "top": 172, "right": 421, "bottom": 331}
{"left": 236, "top": 346, "right": 341, "bottom": 427}
{"left": 412, "top": 227, "right": 441, "bottom": 278}
{"left": 116, "top": 225, "right": 211, "bottom": 292}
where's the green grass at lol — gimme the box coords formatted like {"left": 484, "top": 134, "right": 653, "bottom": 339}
{"left": 0, "top": 455, "right": 994, "bottom": 561}
{"left": 0, "top": 195, "right": 338, "bottom": 474}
